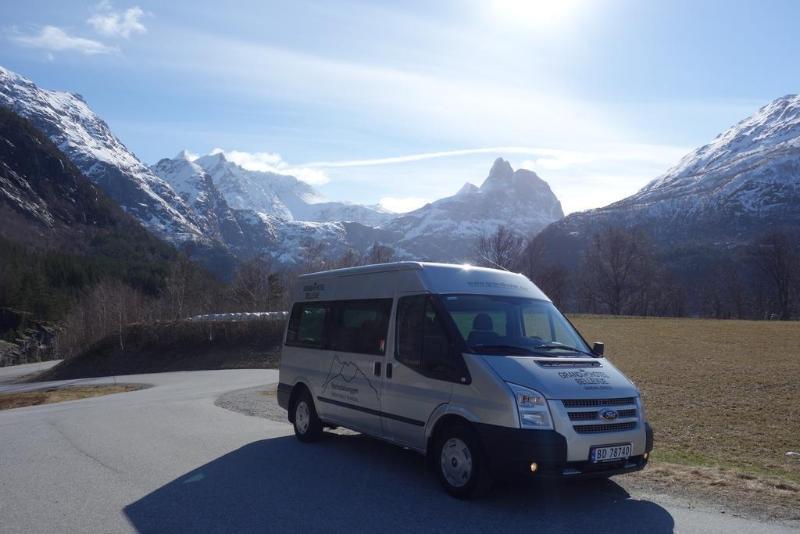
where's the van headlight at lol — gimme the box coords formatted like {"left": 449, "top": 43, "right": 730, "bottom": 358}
{"left": 636, "top": 395, "right": 647, "bottom": 422}
{"left": 506, "top": 383, "right": 553, "bottom": 430}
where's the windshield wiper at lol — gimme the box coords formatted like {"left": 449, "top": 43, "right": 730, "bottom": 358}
{"left": 469, "top": 344, "right": 537, "bottom": 355}
{"left": 535, "top": 342, "right": 595, "bottom": 357}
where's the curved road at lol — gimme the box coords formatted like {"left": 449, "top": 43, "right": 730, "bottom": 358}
{"left": 0, "top": 369, "right": 795, "bottom": 533}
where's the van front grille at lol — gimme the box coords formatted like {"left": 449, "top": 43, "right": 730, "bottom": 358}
{"left": 573, "top": 422, "right": 637, "bottom": 434}
{"left": 568, "top": 408, "right": 637, "bottom": 421}
{"left": 562, "top": 397, "right": 635, "bottom": 408}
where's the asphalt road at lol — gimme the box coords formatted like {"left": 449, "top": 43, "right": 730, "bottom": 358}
{"left": 0, "top": 369, "right": 795, "bottom": 534}
{"left": 0, "top": 360, "right": 61, "bottom": 384}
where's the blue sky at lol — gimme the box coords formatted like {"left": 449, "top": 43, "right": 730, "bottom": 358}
{"left": 2, "top": 0, "right": 799, "bottom": 214}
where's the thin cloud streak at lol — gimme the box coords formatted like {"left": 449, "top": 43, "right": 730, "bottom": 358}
{"left": 10, "top": 25, "right": 117, "bottom": 55}
{"left": 304, "top": 144, "right": 690, "bottom": 171}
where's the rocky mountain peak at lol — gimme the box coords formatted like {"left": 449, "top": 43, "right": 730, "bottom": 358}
{"left": 456, "top": 182, "right": 479, "bottom": 196}
{"left": 482, "top": 157, "right": 515, "bottom": 189}
{"left": 175, "top": 149, "right": 194, "bottom": 161}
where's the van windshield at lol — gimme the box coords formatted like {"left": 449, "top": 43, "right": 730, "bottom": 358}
{"left": 439, "top": 294, "right": 592, "bottom": 357}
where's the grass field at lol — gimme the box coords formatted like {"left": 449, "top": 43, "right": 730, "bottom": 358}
{"left": 571, "top": 315, "right": 800, "bottom": 480}
{"left": 570, "top": 315, "right": 800, "bottom": 518}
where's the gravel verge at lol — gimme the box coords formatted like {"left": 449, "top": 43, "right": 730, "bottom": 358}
{"left": 214, "top": 383, "right": 287, "bottom": 424}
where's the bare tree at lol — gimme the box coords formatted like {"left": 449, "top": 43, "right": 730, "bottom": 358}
{"left": 231, "top": 255, "right": 281, "bottom": 312}
{"left": 535, "top": 265, "right": 570, "bottom": 308}
{"left": 301, "top": 240, "right": 327, "bottom": 273}
{"left": 56, "top": 279, "right": 152, "bottom": 359}
{"left": 648, "top": 270, "right": 686, "bottom": 317}
{"left": 698, "top": 260, "right": 749, "bottom": 319}
{"left": 163, "top": 257, "right": 194, "bottom": 320}
{"left": 750, "top": 231, "right": 799, "bottom": 320}
{"left": 333, "top": 249, "right": 362, "bottom": 269}
{"left": 577, "top": 226, "right": 655, "bottom": 315}
{"left": 518, "top": 238, "right": 571, "bottom": 307}
{"left": 475, "top": 225, "right": 526, "bottom": 271}
{"left": 365, "top": 242, "right": 395, "bottom": 265}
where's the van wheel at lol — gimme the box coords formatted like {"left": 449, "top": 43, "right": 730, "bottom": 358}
{"left": 292, "top": 389, "right": 323, "bottom": 442}
{"left": 435, "top": 422, "right": 492, "bottom": 498}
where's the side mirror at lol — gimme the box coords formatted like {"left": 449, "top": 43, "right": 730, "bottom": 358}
{"left": 592, "top": 342, "right": 605, "bottom": 356}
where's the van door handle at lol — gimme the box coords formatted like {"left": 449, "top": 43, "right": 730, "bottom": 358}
{"left": 386, "top": 363, "right": 393, "bottom": 379}
{"left": 374, "top": 361, "right": 381, "bottom": 376}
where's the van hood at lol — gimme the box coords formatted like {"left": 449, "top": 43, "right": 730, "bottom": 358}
{"left": 480, "top": 355, "right": 639, "bottom": 400}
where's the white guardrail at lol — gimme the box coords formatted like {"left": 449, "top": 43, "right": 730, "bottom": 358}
{"left": 186, "top": 311, "right": 289, "bottom": 322}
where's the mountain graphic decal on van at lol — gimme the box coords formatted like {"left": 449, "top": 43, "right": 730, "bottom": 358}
{"left": 321, "top": 355, "right": 380, "bottom": 402}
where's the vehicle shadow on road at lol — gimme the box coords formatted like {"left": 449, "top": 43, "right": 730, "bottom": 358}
{"left": 123, "top": 433, "right": 674, "bottom": 533}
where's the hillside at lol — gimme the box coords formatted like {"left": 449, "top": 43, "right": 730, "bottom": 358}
{"left": 532, "top": 95, "right": 800, "bottom": 272}
{"left": 0, "top": 107, "right": 181, "bottom": 321}
{"left": 0, "top": 66, "right": 204, "bottom": 243}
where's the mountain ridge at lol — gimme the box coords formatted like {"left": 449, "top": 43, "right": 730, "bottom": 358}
{"left": 531, "top": 92, "right": 800, "bottom": 271}
{"left": 1, "top": 64, "right": 568, "bottom": 270}
{"left": 0, "top": 65, "right": 205, "bottom": 243}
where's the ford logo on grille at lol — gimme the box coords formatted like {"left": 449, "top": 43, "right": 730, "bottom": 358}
{"left": 599, "top": 409, "right": 618, "bottom": 421}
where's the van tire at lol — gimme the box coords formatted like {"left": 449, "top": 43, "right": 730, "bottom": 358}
{"left": 435, "top": 422, "right": 492, "bottom": 498}
{"left": 292, "top": 389, "right": 323, "bottom": 442}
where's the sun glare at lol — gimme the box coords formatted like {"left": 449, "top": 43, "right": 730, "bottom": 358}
{"left": 490, "top": 0, "right": 582, "bottom": 30}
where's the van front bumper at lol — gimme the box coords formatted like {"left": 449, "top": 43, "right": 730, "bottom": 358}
{"left": 475, "top": 422, "right": 653, "bottom": 480}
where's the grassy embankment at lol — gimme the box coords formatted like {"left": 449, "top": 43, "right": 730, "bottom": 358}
{"left": 37, "top": 318, "right": 284, "bottom": 381}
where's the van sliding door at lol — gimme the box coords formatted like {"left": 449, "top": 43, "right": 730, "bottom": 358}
{"left": 316, "top": 299, "right": 391, "bottom": 437}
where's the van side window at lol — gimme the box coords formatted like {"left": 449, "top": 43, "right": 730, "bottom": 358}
{"left": 396, "top": 295, "right": 425, "bottom": 367}
{"left": 286, "top": 302, "right": 330, "bottom": 348}
{"left": 422, "top": 302, "right": 451, "bottom": 374}
{"left": 396, "top": 295, "right": 453, "bottom": 378}
{"left": 332, "top": 299, "right": 392, "bottom": 355}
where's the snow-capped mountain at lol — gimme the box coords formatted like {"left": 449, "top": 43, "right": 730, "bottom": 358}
{"left": 230, "top": 210, "right": 396, "bottom": 266}
{"left": 0, "top": 106, "right": 113, "bottom": 234}
{"left": 0, "top": 104, "right": 175, "bottom": 273}
{"left": 386, "top": 158, "right": 564, "bottom": 261}
{"left": 193, "top": 152, "right": 392, "bottom": 226}
{"left": 0, "top": 66, "right": 204, "bottom": 243}
{"left": 532, "top": 94, "right": 800, "bottom": 269}
{"left": 150, "top": 151, "right": 247, "bottom": 247}
{"left": 151, "top": 150, "right": 396, "bottom": 266}
{"left": 0, "top": 65, "right": 567, "bottom": 272}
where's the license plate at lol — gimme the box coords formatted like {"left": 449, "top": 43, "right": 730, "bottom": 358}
{"left": 590, "top": 444, "right": 632, "bottom": 463}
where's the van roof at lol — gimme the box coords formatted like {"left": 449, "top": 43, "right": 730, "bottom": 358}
{"left": 296, "top": 262, "right": 549, "bottom": 301}
{"left": 297, "top": 261, "right": 424, "bottom": 278}
{"left": 298, "top": 261, "right": 518, "bottom": 279}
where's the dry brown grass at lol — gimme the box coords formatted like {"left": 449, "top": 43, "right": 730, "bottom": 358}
{"left": 0, "top": 384, "right": 145, "bottom": 410}
{"left": 570, "top": 315, "right": 800, "bottom": 519}
{"left": 623, "top": 462, "right": 800, "bottom": 521}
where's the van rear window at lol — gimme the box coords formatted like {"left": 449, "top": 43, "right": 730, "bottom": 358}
{"left": 285, "top": 299, "right": 392, "bottom": 354}
{"left": 286, "top": 302, "right": 330, "bottom": 348}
